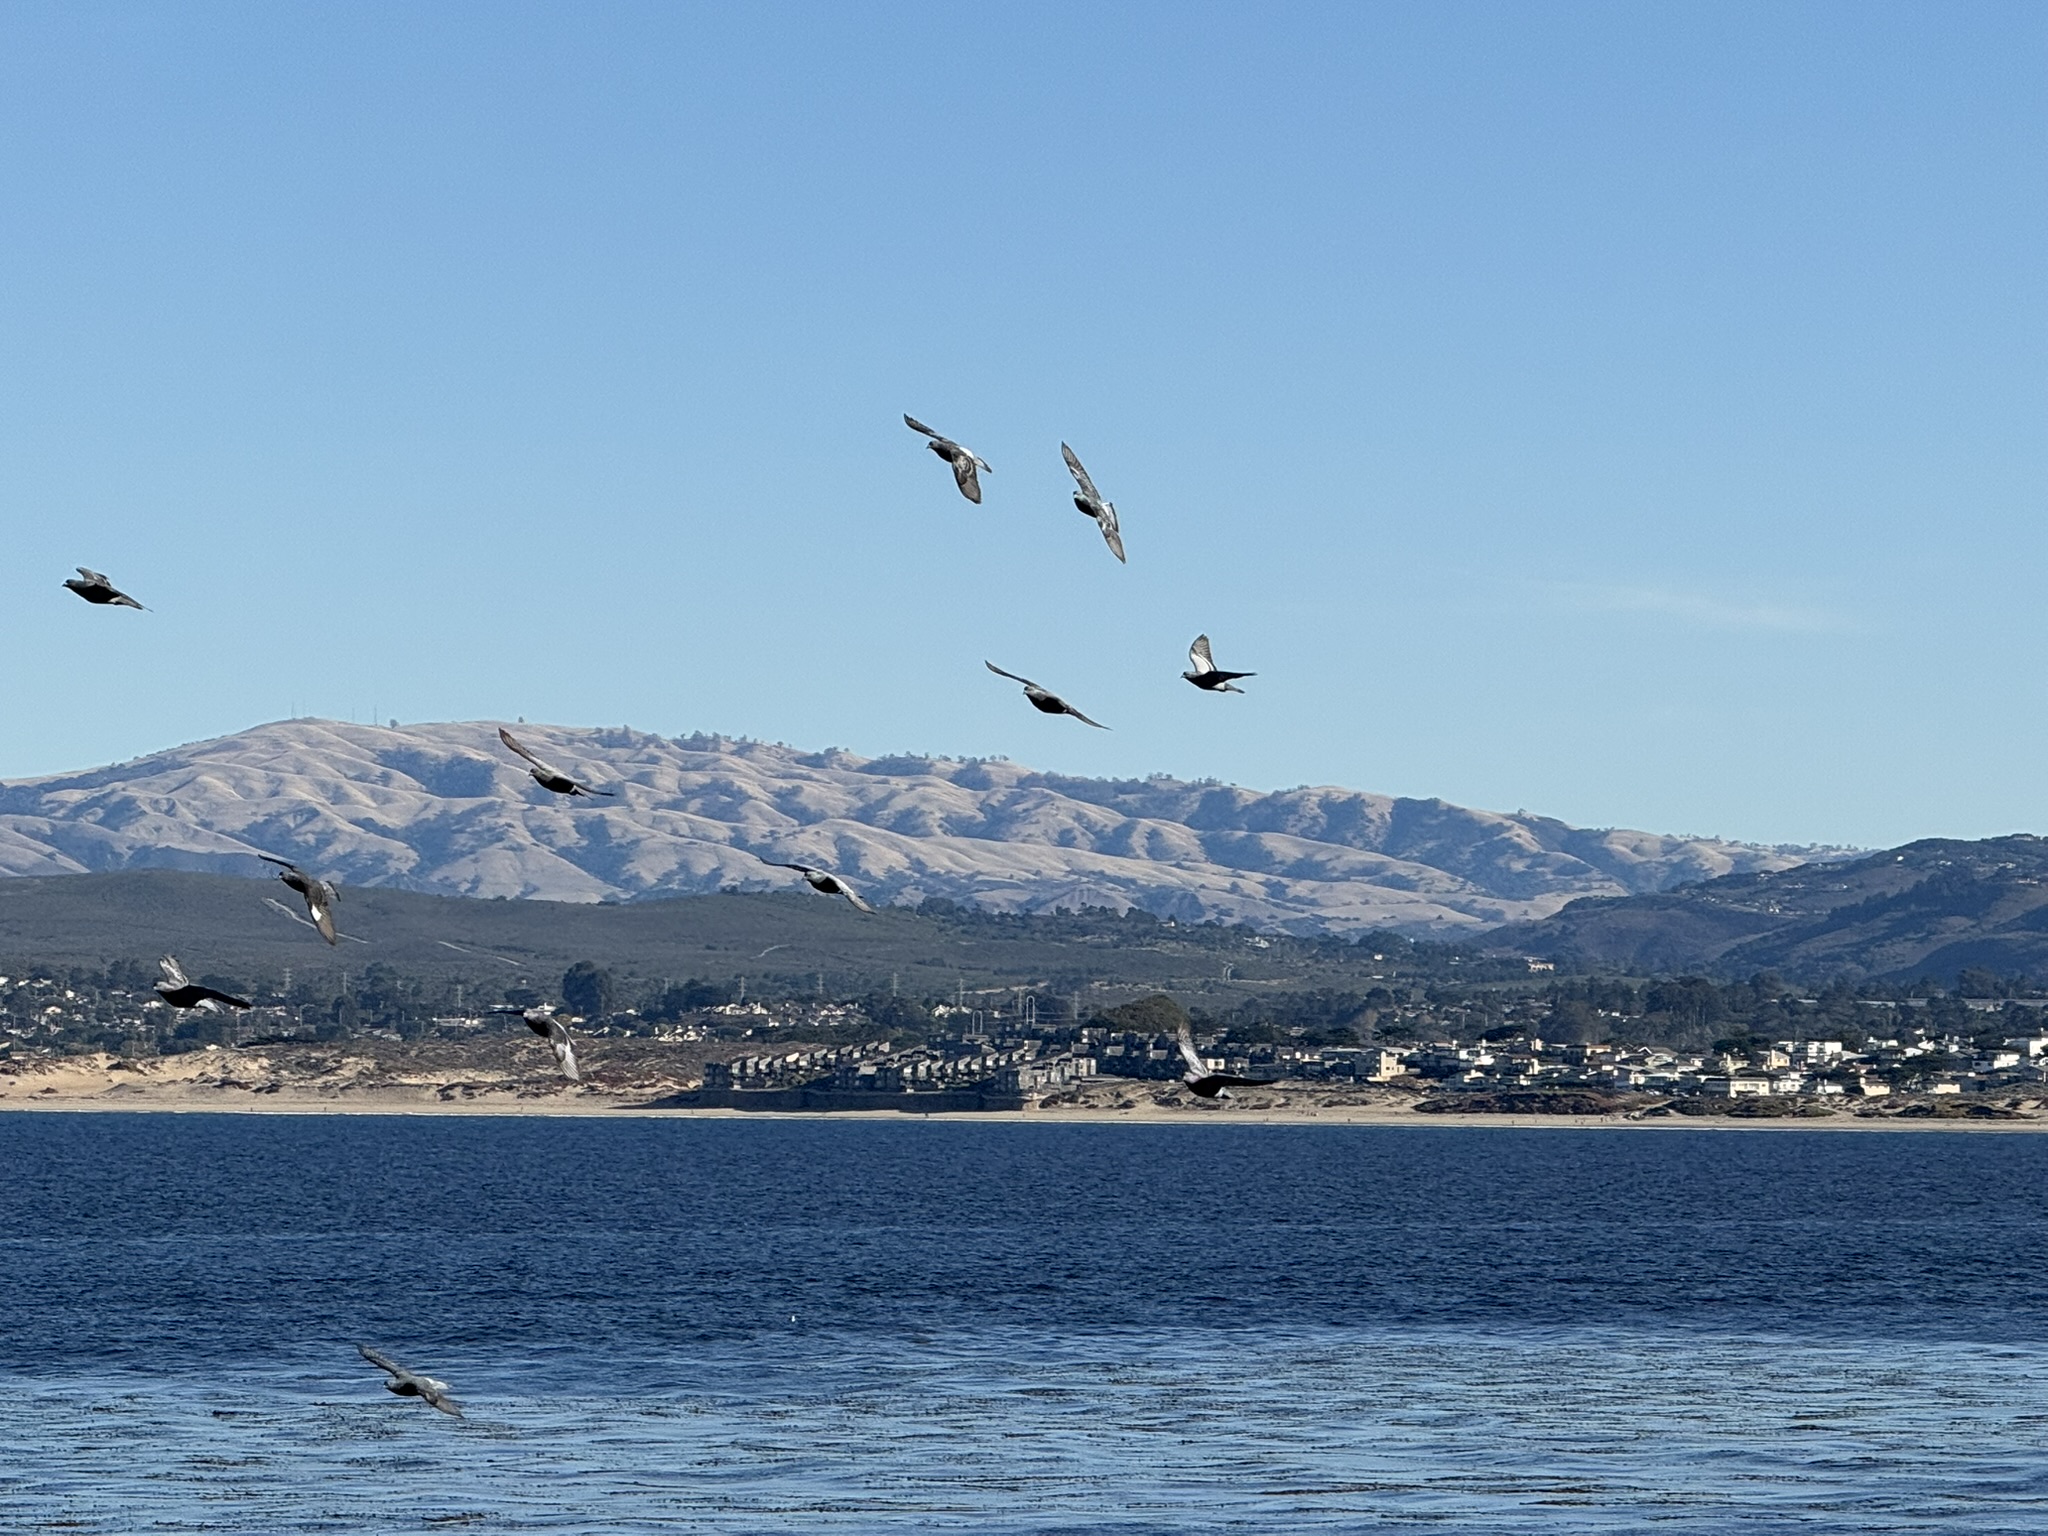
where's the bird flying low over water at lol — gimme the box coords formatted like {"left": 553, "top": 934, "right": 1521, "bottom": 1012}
{"left": 1176, "top": 1023, "right": 1279, "bottom": 1100}
{"left": 64, "top": 567, "right": 144, "bottom": 609}
{"left": 1182, "top": 634, "right": 1255, "bottom": 694}
{"left": 259, "top": 854, "right": 339, "bottom": 945}
{"left": 758, "top": 854, "right": 873, "bottom": 912}
{"left": 984, "top": 662, "right": 1109, "bottom": 729}
{"left": 498, "top": 728, "right": 616, "bottom": 798}
{"left": 1061, "top": 444, "right": 1125, "bottom": 564}
{"left": 154, "top": 955, "right": 252, "bottom": 1013}
{"left": 357, "top": 1346, "right": 462, "bottom": 1417}
{"left": 490, "top": 1004, "right": 581, "bottom": 1081}
{"left": 904, "top": 414, "right": 991, "bottom": 504}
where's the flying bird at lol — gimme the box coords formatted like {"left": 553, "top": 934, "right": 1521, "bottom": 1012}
{"left": 63, "top": 567, "right": 144, "bottom": 609}
{"left": 1175, "top": 1023, "right": 1279, "bottom": 1100}
{"left": 357, "top": 1346, "right": 463, "bottom": 1417}
{"left": 1182, "top": 634, "right": 1255, "bottom": 694}
{"left": 757, "top": 854, "right": 872, "bottom": 913}
{"left": 259, "top": 854, "right": 339, "bottom": 945}
{"left": 984, "top": 662, "right": 1108, "bottom": 729}
{"left": 498, "top": 727, "right": 616, "bottom": 798}
{"left": 904, "top": 414, "right": 991, "bottom": 503}
{"left": 154, "top": 956, "right": 252, "bottom": 1013}
{"left": 1061, "top": 444, "right": 1125, "bottom": 563}
{"left": 490, "top": 1004, "right": 581, "bottom": 1081}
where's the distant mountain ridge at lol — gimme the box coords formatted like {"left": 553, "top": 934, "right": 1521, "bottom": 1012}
{"left": 1500, "top": 835, "right": 2048, "bottom": 982}
{"left": 0, "top": 719, "right": 1836, "bottom": 935}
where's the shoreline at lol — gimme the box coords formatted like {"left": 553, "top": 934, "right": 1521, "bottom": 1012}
{"left": 4, "top": 1093, "right": 2044, "bottom": 1131}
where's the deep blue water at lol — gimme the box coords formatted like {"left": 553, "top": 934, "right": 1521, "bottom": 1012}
{"left": 3, "top": 1114, "right": 2046, "bottom": 1532}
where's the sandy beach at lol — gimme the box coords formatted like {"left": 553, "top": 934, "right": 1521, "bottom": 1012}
{"left": 4, "top": 1047, "right": 2045, "bottom": 1130}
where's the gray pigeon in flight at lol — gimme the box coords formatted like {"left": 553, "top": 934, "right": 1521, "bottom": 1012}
{"left": 1061, "top": 444, "right": 1125, "bottom": 563}
{"left": 1176, "top": 1022, "right": 1279, "bottom": 1100}
{"left": 757, "top": 853, "right": 873, "bottom": 912}
{"left": 490, "top": 1004, "right": 581, "bottom": 1081}
{"left": 259, "top": 854, "right": 339, "bottom": 945}
{"left": 357, "top": 1345, "right": 463, "bottom": 1417}
{"left": 1182, "top": 634, "right": 1254, "bottom": 694}
{"left": 498, "top": 728, "right": 616, "bottom": 798}
{"left": 63, "top": 567, "right": 144, "bottom": 609}
{"left": 984, "top": 661, "right": 1109, "bottom": 729}
{"left": 904, "top": 414, "right": 991, "bottom": 503}
{"left": 154, "top": 955, "right": 252, "bottom": 1013}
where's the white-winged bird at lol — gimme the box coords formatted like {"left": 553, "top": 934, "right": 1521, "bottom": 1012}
{"left": 904, "top": 414, "right": 991, "bottom": 503}
{"left": 1182, "top": 634, "right": 1255, "bottom": 694}
{"left": 757, "top": 853, "right": 873, "bottom": 912}
{"left": 259, "top": 854, "right": 339, "bottom": 945}
{"left": 1176, "top": 1022, "right": 1279, "bottom": 1100}
{"left": 1060, "top": 444, "right": 1125, "bottom": 564}
{"left": 490, "top": 1004, "right": 581, "bottom": 1081}
{"left": 153, "top": 955, "right": 252, "bottom": 1013}
{"left": 64, "top": 567, "right": 145, "bottom": 609}
{"left": 984, "top": 661, "right": 1108, "bottom": 729}
{"left": 357, "top": 1346, "right": 462, "bottom": 1417}
{"left": 498, "top": 728, "right": 616, "bottom": 798}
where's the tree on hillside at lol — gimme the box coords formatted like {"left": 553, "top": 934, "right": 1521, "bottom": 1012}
{"left": 1091, "top": 993, "right": 1190, "bottom": 1036}
{"left": 562, "top": 961, "right": 617, "bottom": 1019}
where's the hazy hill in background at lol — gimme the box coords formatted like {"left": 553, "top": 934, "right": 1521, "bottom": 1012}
{"left": 1504, "top": 836, "right": 2048, "bottom": 983}
{"left": 0, "top": 719, "right": 1830, "bottom": 936}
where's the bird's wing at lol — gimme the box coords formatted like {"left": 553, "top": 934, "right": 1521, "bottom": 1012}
{"left": 904, "top": 414, "right": 940, "bottom": 440}
{"left": 497, "top": 727, "right": 560, "bottom": 776}
{"left": 198, "top": 986, "right": 253, "bottom": 1010}
{"left": 111, "top": 590, "right": 144, "bottom": 609}
{"left": 984, "top": 661, "right": 1037, "bottom": 689}
{"left": 1060, "top": 443, "right": 1101, "bottom": 502}
{"left": 837, "top": 880, "right": 873, "bottom": 913}
{"left": 1097, "top": 505, "right": 1125, "bottom": 563}
{"left": 1210, "top": 1073, "right": 1280, "bottom": 1088}
{"left": 1176, "top": 1026, "right": 1209, "bottom": 1077}
{"left": 424, "top": 1388, "right": 463, "bottom": 1417}
{"left": 257, "top": 853, "right": 299, "bottom": 875}
{"left": 545, "top": 1019, "right": 580, "bottom": 1081}
{"left": 580, "top": 782, "right": 617, "bottom": 797}
{"left": 358, "top": 1345, "right": 403, "bottom": 1378}
{"left": 1189, "top": 634, "right": 1217, "bottom": 674}
{"left": 157, "top": 955, "right": 188, "bottom": 988}
{"left": 954, "top": 456, "right": 983, "bottom": 503}
{"left": 77, "top": 567, "right": 108, "bottom": 583}
{"left": 308, "top": 896, "right": 338, "bottom": 946}
{"left": 1062, "top": 702, "right": 1110, "bottom": 729}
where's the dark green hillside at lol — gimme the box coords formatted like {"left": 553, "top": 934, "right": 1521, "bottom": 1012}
{"left": 0, "top": 869, "right": 1509, "bottom": 1006}
{"left": 1502, "top": 835, "right": 2048, "bottom": 984}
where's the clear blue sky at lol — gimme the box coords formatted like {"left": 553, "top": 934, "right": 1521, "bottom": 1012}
{"left": 2, "top": 2, "right": 2040, "bottom": 850}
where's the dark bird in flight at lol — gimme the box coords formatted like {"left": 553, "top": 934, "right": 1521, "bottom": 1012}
{"left": 63, "top": 567, "right": 144, "bottom": 609}
{"left": 498, "top": 727, "right": 615, "bottom": 798}
{"left": 904, "top": 414, "right": 991, "bottom": 503}
{"left": 154, "top": 955, "right": 252, "bottom": 1013}
{"left": 1176, "top": 1022, "right": 1279, "bottom": 1100}
{"left": 259, "top": 854, "right": 339, "bottom": 945}
{"left": 357, "top": 1345, "right": 463, "bottom": 1417}
{"left": 490, "top": 1005, "right": 581, "bottom": 1081}
{"left": 1061, "top": 444, "right": 1125, "bottom": 564}
{"left": 984, "top": 661, "right": 1108, "bottom": 729}
{"left": 757, "top": 854, "right": 873, "bottom": 913}
{"left": 1182, "top": 634, "right": 1255, "bottom": 694}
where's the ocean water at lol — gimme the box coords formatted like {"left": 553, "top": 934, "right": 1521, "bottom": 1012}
{"left": 2, "top": 1115, "right": 2046, "bottom": 1533}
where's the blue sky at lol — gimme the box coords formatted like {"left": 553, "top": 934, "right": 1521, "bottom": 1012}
{"left": 2, "top": 1, "right": 2040, "bottom": 849}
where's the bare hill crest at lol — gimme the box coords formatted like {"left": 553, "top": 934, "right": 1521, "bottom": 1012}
{"left": 0, "top": 719, "right": 1829, "bottom": 935}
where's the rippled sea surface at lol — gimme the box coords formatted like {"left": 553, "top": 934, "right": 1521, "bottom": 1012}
{"left": 3, "top": 1115, "right": 2047, "bottom": 1533}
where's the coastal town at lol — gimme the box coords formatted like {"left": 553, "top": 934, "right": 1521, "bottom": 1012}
{"left": 6, "top": 958, "right": 2048, "bottom": 1118}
